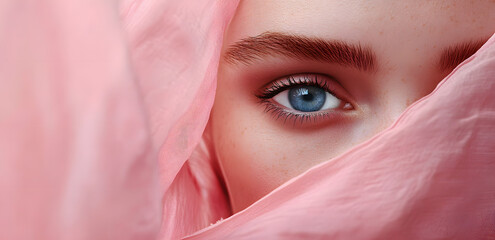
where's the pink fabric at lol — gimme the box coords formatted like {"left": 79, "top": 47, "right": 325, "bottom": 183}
{"left": 121, "top": 0, "right": 238, "bottom": 238}
{"left": 1, "top": 1, "right": 494, "bottom": 240}
{"left": 0, "top": 0, "right": 237, "bottom": 239}
{"left": 187, "top": 34, "right": 495, "bottom": 239}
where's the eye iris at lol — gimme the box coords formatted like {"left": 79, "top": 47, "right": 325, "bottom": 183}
{"left": 288, "top": 86, "right": 326, "bottom": 112}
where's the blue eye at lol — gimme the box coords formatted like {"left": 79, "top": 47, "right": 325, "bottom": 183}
{"left": 273, "top": 85, "right": 341, "bottom": 112}
{"left": 288, "top": 86, "right": 326, "bottom": 112}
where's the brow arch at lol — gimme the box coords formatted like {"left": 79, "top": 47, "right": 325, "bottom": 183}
{"left": 223, "top": 32, "right": 377, "bottom": 72}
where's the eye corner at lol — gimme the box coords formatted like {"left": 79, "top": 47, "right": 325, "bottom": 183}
{"left": 343, "top": 102, "right": 354, "bottom": 110}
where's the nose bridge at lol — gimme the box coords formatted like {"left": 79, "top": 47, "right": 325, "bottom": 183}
{"left": 388, "top": 82, "right": 415, "bottom": 122}
{"left": 372, "top": 101, "right": 407, "bottom": 132}
{"left": 371, "top": 73, "right": 432, "bottom": 130}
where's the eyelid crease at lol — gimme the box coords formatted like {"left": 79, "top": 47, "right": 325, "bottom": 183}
{"left": 255, "top": 74, "right": 332, "bottom": 99}
{"left": 255, "top": 74, "right": 349, "bottom": 106}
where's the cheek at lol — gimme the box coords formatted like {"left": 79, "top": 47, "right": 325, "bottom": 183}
{"left": 211, "top": 95, "right": 286, "bottom": 210}
{"left": 211, "top": 87, "right": 370, "bottom": 211}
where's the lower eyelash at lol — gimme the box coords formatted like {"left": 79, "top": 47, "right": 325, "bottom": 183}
{"left": 255, "top": 74, "right": 351, "bottom": 125}
{"left": 260, "top": 99, "right": 333, "bottom": 125}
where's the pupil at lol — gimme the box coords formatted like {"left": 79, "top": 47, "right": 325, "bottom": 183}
{"left": 302, "top": 93, "right": 314, "bottom": 101}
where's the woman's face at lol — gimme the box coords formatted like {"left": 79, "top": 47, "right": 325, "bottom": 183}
{"left": 211, "top": 0, "right": 495, "bottom": 213}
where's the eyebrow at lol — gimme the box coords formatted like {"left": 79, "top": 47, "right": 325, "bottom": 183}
{"left": 224, "top": 32, "right": 488, "bottom": 73}
{"left": 438, "top": 38, "right": 488, "bottom": 71}
{"left": 223, "top": 32, "right": 376, "bottom": 71}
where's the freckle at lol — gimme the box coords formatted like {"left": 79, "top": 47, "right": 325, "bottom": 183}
{"left": 406, "top": 98, "right": 415, "bottom": 106}
{"left": 382, "top": 89, "right": 389, "bottom": 96}
{"left": 379, "top": 31, "right": 383, "bottom": 35}
{"left": 390, "top": 16, "right": 395, "bottom": 20}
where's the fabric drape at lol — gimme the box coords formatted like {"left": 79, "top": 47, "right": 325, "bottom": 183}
{"left": 1, "top": 1, "right": 493, "bottom": 239}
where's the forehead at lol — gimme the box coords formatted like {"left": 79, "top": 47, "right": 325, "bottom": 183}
{"left": 228, "top": 0, "right": 495, "bottom": 39}
{"left": 223, "top": 0, "right": 495, "bottom": 79}
{"left": 225, "top": 0, "right": 495, "bottom": 61}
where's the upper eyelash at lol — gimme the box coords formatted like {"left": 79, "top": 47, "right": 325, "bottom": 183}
{"left": 255, "top": 74, "right": 333, "bottom": 100}
{"left": 254, "top": 74, "right": 350, "bottom": 125}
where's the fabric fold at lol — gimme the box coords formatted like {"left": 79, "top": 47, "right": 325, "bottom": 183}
{"left": 0, "top": 1, "right": 160, "bottom": 239}
{"left": 186, "top": 34, "right": 495, "bottom": 240}
{"left": 1, "top": 0, "right": 493, "bottom": 239}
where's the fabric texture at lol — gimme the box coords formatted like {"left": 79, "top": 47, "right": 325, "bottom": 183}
{"left": 1, "top": 0, "right": 494, "bottom": 239}
{"left": 187, "top": 34, "right": 495, "bottom": 240}
{"left": 0, "top": 0, "right": 237, "bottom": 239}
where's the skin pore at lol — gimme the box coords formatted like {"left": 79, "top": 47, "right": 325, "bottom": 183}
{"left": 211, "top": 0, "right": 495, "bottom": 213}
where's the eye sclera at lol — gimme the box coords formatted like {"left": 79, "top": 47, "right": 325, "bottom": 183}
{"left": 255, "top": 73, "right": 356, "bottom": 124}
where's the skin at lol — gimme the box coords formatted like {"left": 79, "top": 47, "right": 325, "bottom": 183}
{"left": 211, "top": 0, "right": 495, "bottom": 213}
